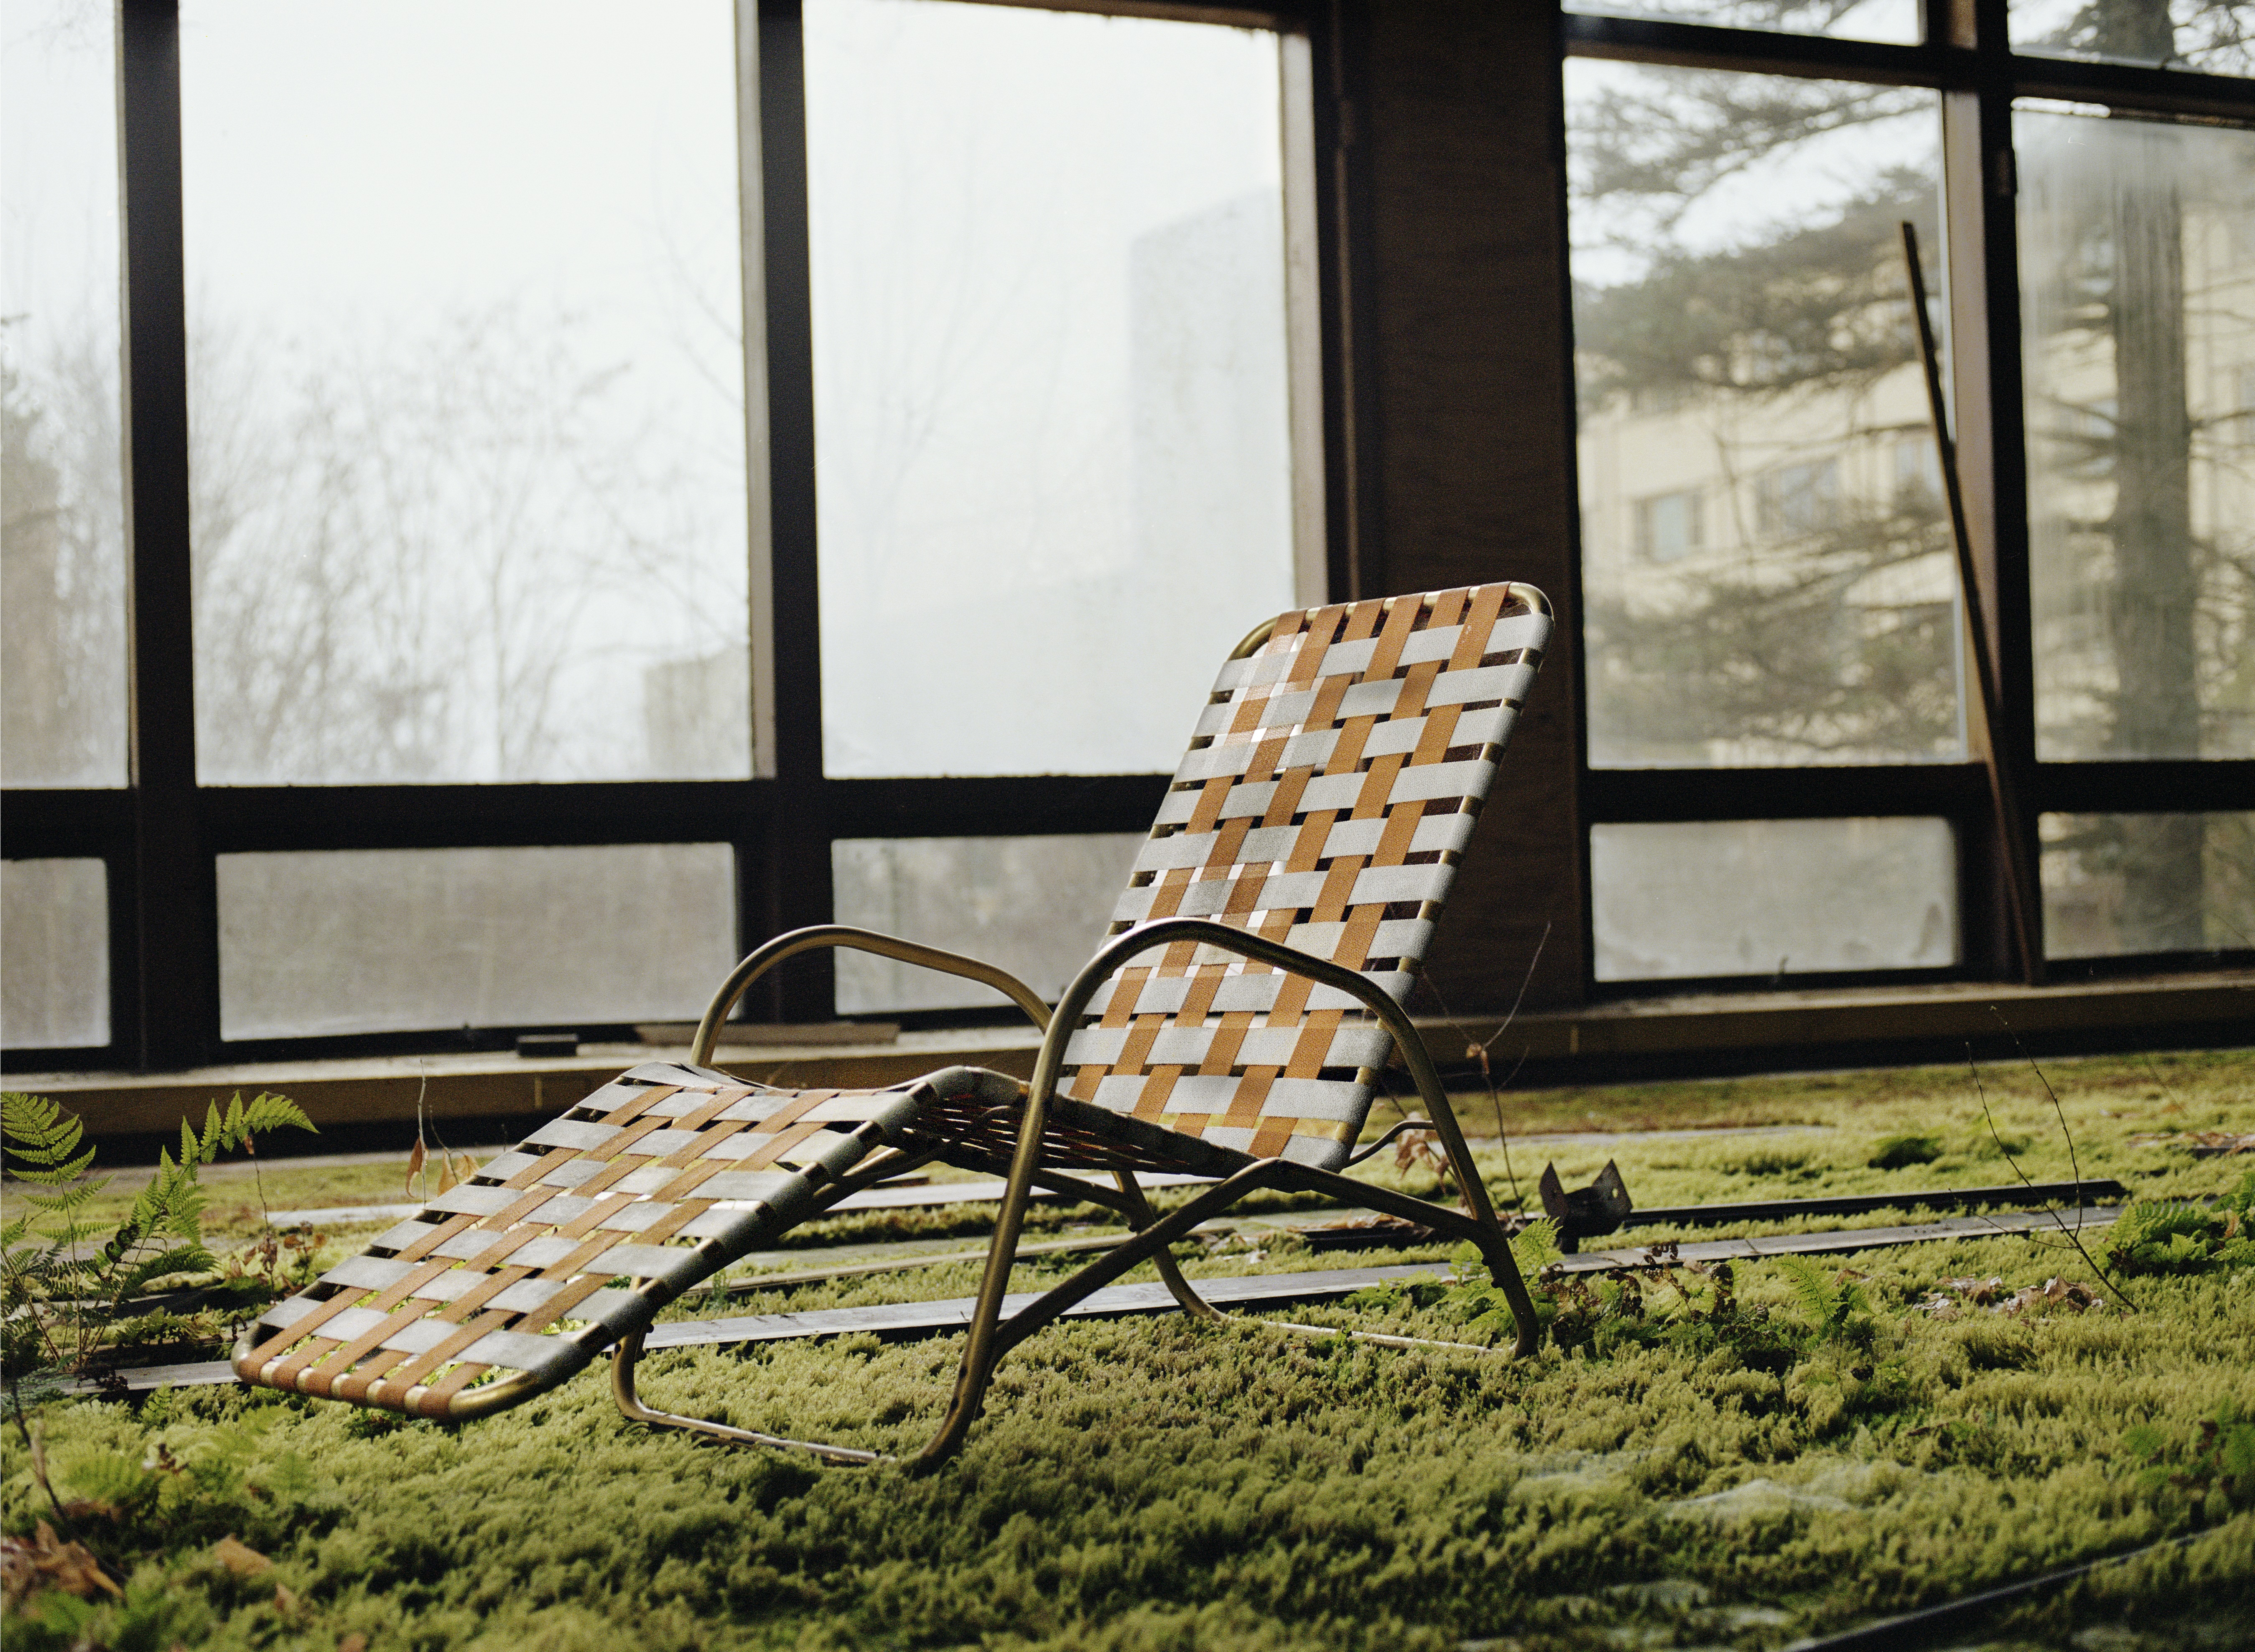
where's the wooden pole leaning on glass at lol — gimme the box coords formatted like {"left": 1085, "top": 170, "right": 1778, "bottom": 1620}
{"left": 231, "top": 581, "right": 1555, "bottom": 1470}
{"left": 1901, "top": 222, "right": 2045, "bottom": 986}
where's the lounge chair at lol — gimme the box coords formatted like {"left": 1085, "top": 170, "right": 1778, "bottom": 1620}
{"left": 234, "top": 581, "right": 1553, "bottom": 1466}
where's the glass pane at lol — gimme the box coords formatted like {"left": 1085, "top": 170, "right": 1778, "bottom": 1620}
{"left": 1567, "top": 63, "right": 1962, "bottom": 769}
{"left": 1590, "top": 818, "right": 1959, "bottom": 981}
{"left": 2041, "top": 811, "right": 2255, "bottom": 958}
{"left": 216, "top": 845, "right": 736, "bottom": 1040}
{"left": 1, "top": 0, "right": 127, "bottom": 788}
{"left": 180, "top": 0, "right": 753, "bottom": 785}
{"left": 1, "top": 858, "right": 108, "bottom": 1048}
{"left": 832, "top": 834, "right": 1142, "bottom": 1012}
{"left": 2009, "top": 0, "right": 2253, "bottom": 76}
{"left": 807, "top": 0, "right": 1300, "bottom": 778}
{"left": 1565, "top": 0, "right": 1919, "bottom": 46}
{"left": 2020, "top": 110, "right": 2255, "bottom": 761}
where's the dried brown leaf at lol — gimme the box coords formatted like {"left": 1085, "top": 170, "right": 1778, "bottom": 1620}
{"left": 212, "top": 1535, "right": 272, "bottom": 1577}
{"left": 404, "top": 1139, "right": 427, "bottom": 1197}
{"left": 1, "top": 1521, "right": 122, "bottom": 1609}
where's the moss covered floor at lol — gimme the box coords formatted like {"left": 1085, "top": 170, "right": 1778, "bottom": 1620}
{"left": 5, "top": 1048, "right": 2252, "bottom": 1651}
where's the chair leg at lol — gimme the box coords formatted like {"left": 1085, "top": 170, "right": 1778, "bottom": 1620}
{"left": 1283, "top": 1165, "right": 1541, "bottom": 1360}
{"left": 1115, "top": 1169, "right": 1225, "bottom": 1323}
{"left": 915, "top": 1162, "right": 1285, "bottom": 1468}
{"left": 609, "top": 1331, "right": 887, "bottom": 1466}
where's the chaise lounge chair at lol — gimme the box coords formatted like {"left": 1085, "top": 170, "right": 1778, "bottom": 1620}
{"left": 234, "top": 581, "right": 1553, "bottom": 1466}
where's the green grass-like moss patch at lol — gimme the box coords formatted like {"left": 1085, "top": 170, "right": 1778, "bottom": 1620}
{"left": 4, "top": 1050, "right": 2250, "bottom": 1649}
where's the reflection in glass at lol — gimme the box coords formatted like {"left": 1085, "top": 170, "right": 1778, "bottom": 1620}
{"left": 1568, "top": 63, "right": 1962, "bottom": 769}
{"left": 216, "top": 846, "right": 737, "bottom": 1040}
{"left": 806, "top": 0, "right": 1301, "bottom": 778}
{"left": 180, "top": 1, "right": 752, "bottom": 785}
{"left": 2009, "top": 0, "right": 2252, "bottom": 76}
{"left": 1565, "top": 0, "right": 1919, "bottom": 44}
{"left": 1, "top": 0, "right": 127, "bottom": 787}
{"left": 2021, "top": 111, "right": 2255, "bottom": 772}
{"left": 1, "top": 858, "right": 108, "bottom": 1048}
{"left": 2040, "top": 812, "right": 2254, "bottom": 958}
{"left": 832, "top": 835, "right": 1142, "bottom": 1012}
{"left": 1590, "top": 819, "right": 1958, "bottom": 981}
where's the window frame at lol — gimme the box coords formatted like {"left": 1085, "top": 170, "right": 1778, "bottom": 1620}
{"left": 1561, "top": 0, "right": 2255, "bottom": 1000}
{"left": 0, "top": 0, "right": 1352, "bottom": 1070}
{"left": 4, "top": 0, "right": 2248, "bottom": 1072}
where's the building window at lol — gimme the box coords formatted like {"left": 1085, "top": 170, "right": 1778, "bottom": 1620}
{"left": 1635, "top": 490, "right": 1702, "bottom": 563}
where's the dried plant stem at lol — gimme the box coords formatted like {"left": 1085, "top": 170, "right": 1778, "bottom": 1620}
{"left": 1967, "top": 1038, "right": 2136, "bottom": 1310}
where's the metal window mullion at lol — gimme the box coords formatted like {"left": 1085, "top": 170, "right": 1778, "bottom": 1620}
{"left": 758, "top": 0, "right": 833, "bottom": 1025}
{"left": 118, "top": 0, "right": 213, "bottom": 1070}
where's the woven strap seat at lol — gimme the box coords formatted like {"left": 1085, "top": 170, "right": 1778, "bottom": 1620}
{"left": 234, "top": 581, "right": 1553, "bottom": 1462}
{"left": 237, "top": 1062, "right": 943, "bottom": 1418}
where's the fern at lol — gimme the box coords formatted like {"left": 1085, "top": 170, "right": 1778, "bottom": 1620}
{"left": 1774, "top": 1254, "right": 1870, "bottom": 1341}
{"left": 1511, "top": 1218, "right": 1562, "bottom": 1277}
{"left": 2, "top": 1092, "right": 99, "bottom": 1185}
{"left": 2, "top": 1090, "right": 315, "bottom": 1386}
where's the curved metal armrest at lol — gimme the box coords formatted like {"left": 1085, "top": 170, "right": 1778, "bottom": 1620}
{"left": 694, "top": 925, "right": 1050, "bottom": 1066}
{"left": 1014, "top": 916, "right": 1506, "bottom": 1233}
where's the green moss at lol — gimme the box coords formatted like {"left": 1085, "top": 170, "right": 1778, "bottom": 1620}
{"left": 5, "top": 1050, "right": 2250, "bottom": 1649}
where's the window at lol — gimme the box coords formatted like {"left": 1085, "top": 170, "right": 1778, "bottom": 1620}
{"left": 1570, "top": 62, "right": 1960, "bottom": 774}
{"left": 1, "top": 0, "right": 127, "bottom": 790}
{"left": 2019, "top": 110, "right": 2255, "bottom": 765}
{"left": 805, "top": 0, "right": 1310, "bottom": 781}
{"left": 2, "top": 0, "right": 1323, "bottom": 1068}
{"left": 1591, "top": 819, "right": 1957, "bottom": 982}
{"left": 1635, "top": 490, "right": 1701, "bottom": 563}
{"left": 179, "top": 0, "right": 755, "bottom": 786}
{"left": 1567, "top": 0, "right": 2252, "bottom": 989}
{"left": 7, "top": 0, "right": 2248, "bottom": 1072}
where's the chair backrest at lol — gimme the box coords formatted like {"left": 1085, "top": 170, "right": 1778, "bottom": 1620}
{"left": 1057, "top": 582, "right": 1550, "bottom": 1171}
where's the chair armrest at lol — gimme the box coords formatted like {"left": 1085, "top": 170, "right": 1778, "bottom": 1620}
{"left": 693, "top": 925, "right": 1050, "bottom": 1065}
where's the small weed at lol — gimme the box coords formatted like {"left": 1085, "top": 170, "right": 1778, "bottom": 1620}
{"left": 2108, "top": 1172, "right": 2255, "bottom": 1277}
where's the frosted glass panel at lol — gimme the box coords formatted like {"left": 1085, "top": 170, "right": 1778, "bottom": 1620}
{"left": 833, "top": 835, "right": 1142, "bottom": 1012}
{"left": 1565, "top": 0, "right": 1919, "bottom": 45}
{"left": 1568, "top": 62, "right": 1962, "bottom": 769}
{"left": 806, "top": 0, "right": 1299, "bottom": 778}
{"left": 0, "top": 858, "right": 109, "bottom": 1048}
{"left": 217, "top": 845, "right": 736, "bottom": 1040}
{"left": 2041, "top": 812, "right": 2255, "bottom": 959}
{"left": 1591, "top": 818, "right": 1958, "bottom": 981}
{"left": 1, "top": 0, "right": 128, "bottom": 787}
{"left": 2009, "top": 0, "right": 2252, "bottom": 76}
{"left": 180, "top": 0, "right": 752, "bottom": 785}
{"left": 2019, "top": 111, "right": 2255, "bottom": 761}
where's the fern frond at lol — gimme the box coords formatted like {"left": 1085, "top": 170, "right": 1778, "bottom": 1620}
{"left": 1774, "top": 1253, "right": 1839, "bottom": 1329}
{"left": 196, "top": 1091, "right": 316, "bottom": 1160}
{"left": 2, "top": 1092, "right": 97, "bottom": 1183}
{"left": 1512, "top": 1218, "right": 1562, "bottom": 1275}
{"left": 241, "top": 1091, "right": 315, "bottom": 1138}
{"left": 20, "top": 1178, "right": 109, "bottom": 1221}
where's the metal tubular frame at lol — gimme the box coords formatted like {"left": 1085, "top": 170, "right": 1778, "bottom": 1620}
{"left": 603, "top": 914, "right": 1541, "bottom": 1466}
